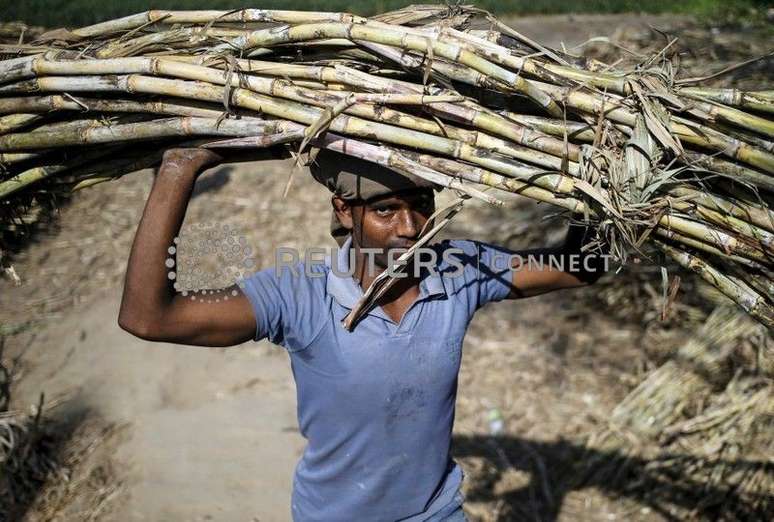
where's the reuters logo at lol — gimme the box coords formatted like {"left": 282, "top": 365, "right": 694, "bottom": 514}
{"left": 165, "top": 222, "right": 256, "bottom": 304}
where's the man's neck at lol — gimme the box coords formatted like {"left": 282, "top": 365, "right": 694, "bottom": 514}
{"left": 350, "top": 244, "right": 423, "bottom": 324}
{"left": 351, "top": 245, "right": 420, "bottom": 295}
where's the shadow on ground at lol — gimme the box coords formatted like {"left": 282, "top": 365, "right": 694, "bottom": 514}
{"left": 453, "top": 434, "right": 773, "bottom": 521}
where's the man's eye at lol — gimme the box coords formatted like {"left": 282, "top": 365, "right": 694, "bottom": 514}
{"left": 375, "top": 208, "right": 394, "bottom": 216}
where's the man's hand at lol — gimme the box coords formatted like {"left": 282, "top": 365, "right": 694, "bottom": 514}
{"left": 160, "top": 145, "right": 290, "bottom": 175}
{"left": 160, "top": 148, "right": 224, "bottom": 178}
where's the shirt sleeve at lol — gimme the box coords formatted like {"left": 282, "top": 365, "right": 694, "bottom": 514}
{"left": 439, "top": 239, "right": 515, "bottom": 311}
{"left": 472, "top": 240, "right": 516, "bottom": 308}
{"left": 236, "top": 262, "right": 325, "bottom": 350}
{"left": 237, "top": 265, "right": 287, "bottom": 345}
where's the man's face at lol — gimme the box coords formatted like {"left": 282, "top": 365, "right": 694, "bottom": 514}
{"left": 334, "top": 188, "right": 435, "bottom": 270}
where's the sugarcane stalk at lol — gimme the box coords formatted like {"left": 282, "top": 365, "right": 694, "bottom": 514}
{"left": 668, "top": 185, "right": 774, "bottom": 234}
{"left": 680, "top": 87, "right": 774, "bottom": 115}
{"left": 0, "top": 152, "right": 38, "bottom": 165}
{"left": 500, "top": 114, "right": 599, "bottom": 143}
{"left": 0, "top": 95, "right": 229, "bottom": 118}
{"left": 681, "top": 151, "right": 774, "bottom": 192}
{"left": 430, "top": 24, "right": 627, "bottom": 93}
{"left": 723, "top": 262, "right": 774, "bottom": 305}
{"left": 0, "top": 116, "right": 287, "bottom": 151}
{"left": 0, "top": 89, "right": 461, "bottom": 114}
{"left": 0, "top": 114, "right": 43, "bottom": 135}
{"left": 248, "top": 79, "right": 578, "bottom": 173}
{"left": 399, "top": 151, "right": 589, "bottom": 214}
{"left": 409, "top": 144, "right": 771, "bottom": 264}
{"left": 2, "top": 131, "right": 295, "bottom": 197}
{"left": 354, "top": 40, "right": 491, "bottom": 89}
{"left": 212, "top": 22, "right": 564, "bottom": 116}
{"left": 199, "top": 130, "right": 306, "bottom": 149}
{"left": 655, "top": 240, "right": 774, "bottom": 329}
{"left": 68, "top": 149, "right": 166, "bottom": 191}
{"left": 660, "top": 214, "right": 769, "bottom": 264}
{"left": 654, "top": 227, "right": 767, "bottom": 268}
{"left": 531, "top": 80, "right": 774, "bottom": 173}
{"left": 19, "top": 113, "right": 155, "bottom": 134}
{"left": 95, "top": 27, "right": 251, "bottom": 59}
{"left": 683, "top": 97, "right": 774, "bottom": 139}
{"left": 0, "top": 146, "right": 121, "bottom": 199}
{"left": 400, "top": 150, "right": 769, "bottom": 263}
{"left": 363, "top": 20, "right": 626, "bottom": 94}
{"left": 672, "top": 117, "right": 774, "bottom": 175}
{"left": 71, "top": 9, "right": 361, "bottom": 39}
{"left": 262, "top": 77, "right": 576, "bottom": 172}
{"left": 667, "top": 198, "right": 774, "bottom": 252}
{"left": 709, "top": 122, "right": 774, "bottom": 154}
{"left": 0, "top": 55, "right": 38, "bottom": 85}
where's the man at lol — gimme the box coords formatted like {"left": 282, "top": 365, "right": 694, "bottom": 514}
{"left": 118, "top": 146, "right": 606, "bottom": 521}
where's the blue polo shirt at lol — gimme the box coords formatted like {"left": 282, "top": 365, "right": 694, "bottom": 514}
{"left": 238, "top": 236, "right": 514, "bottom": 521}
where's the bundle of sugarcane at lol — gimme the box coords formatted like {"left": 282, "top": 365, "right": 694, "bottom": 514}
{"left": 0, "top": 4, "right": 772, "bottom": 327}
{"left": 579, "top": 305, "right": 772, "bottom": 519}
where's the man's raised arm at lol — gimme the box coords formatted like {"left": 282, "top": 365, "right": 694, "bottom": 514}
{"left": 504, "top": 221, "right": 610, "bottom": 299}
{"left": 117, "top": 148, "right": 257, "bottom": 347}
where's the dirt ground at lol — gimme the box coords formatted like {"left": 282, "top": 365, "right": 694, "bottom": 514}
{"left": 1, "top": 13, "right": 771, "bottom": 522}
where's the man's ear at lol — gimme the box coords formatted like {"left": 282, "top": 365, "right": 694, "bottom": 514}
{"left": 332, "top": 196, "right": 354, "bottom": 232}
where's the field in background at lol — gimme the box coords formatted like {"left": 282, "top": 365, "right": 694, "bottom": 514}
{"left": 3, "top": 0, "right": 769, "bottom": 29}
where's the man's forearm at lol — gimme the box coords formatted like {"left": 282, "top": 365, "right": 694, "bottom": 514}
{"left": 118, "top": 153, "right": 208, "bottom": 331}
{"left": 505, "top": 221, "right": 610, "bottom": 298}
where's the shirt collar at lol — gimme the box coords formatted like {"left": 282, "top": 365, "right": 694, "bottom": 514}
{"left": 325, "top": 236, "right": 447, "bottom": 317}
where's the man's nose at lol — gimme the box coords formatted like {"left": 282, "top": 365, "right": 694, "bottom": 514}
{"left": 396, "top": 209, "right": 421, "bottom": 239}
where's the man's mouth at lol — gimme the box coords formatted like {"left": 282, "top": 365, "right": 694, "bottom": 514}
{"left": 389, "top": 240, "right": 418, "bottom": 250}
